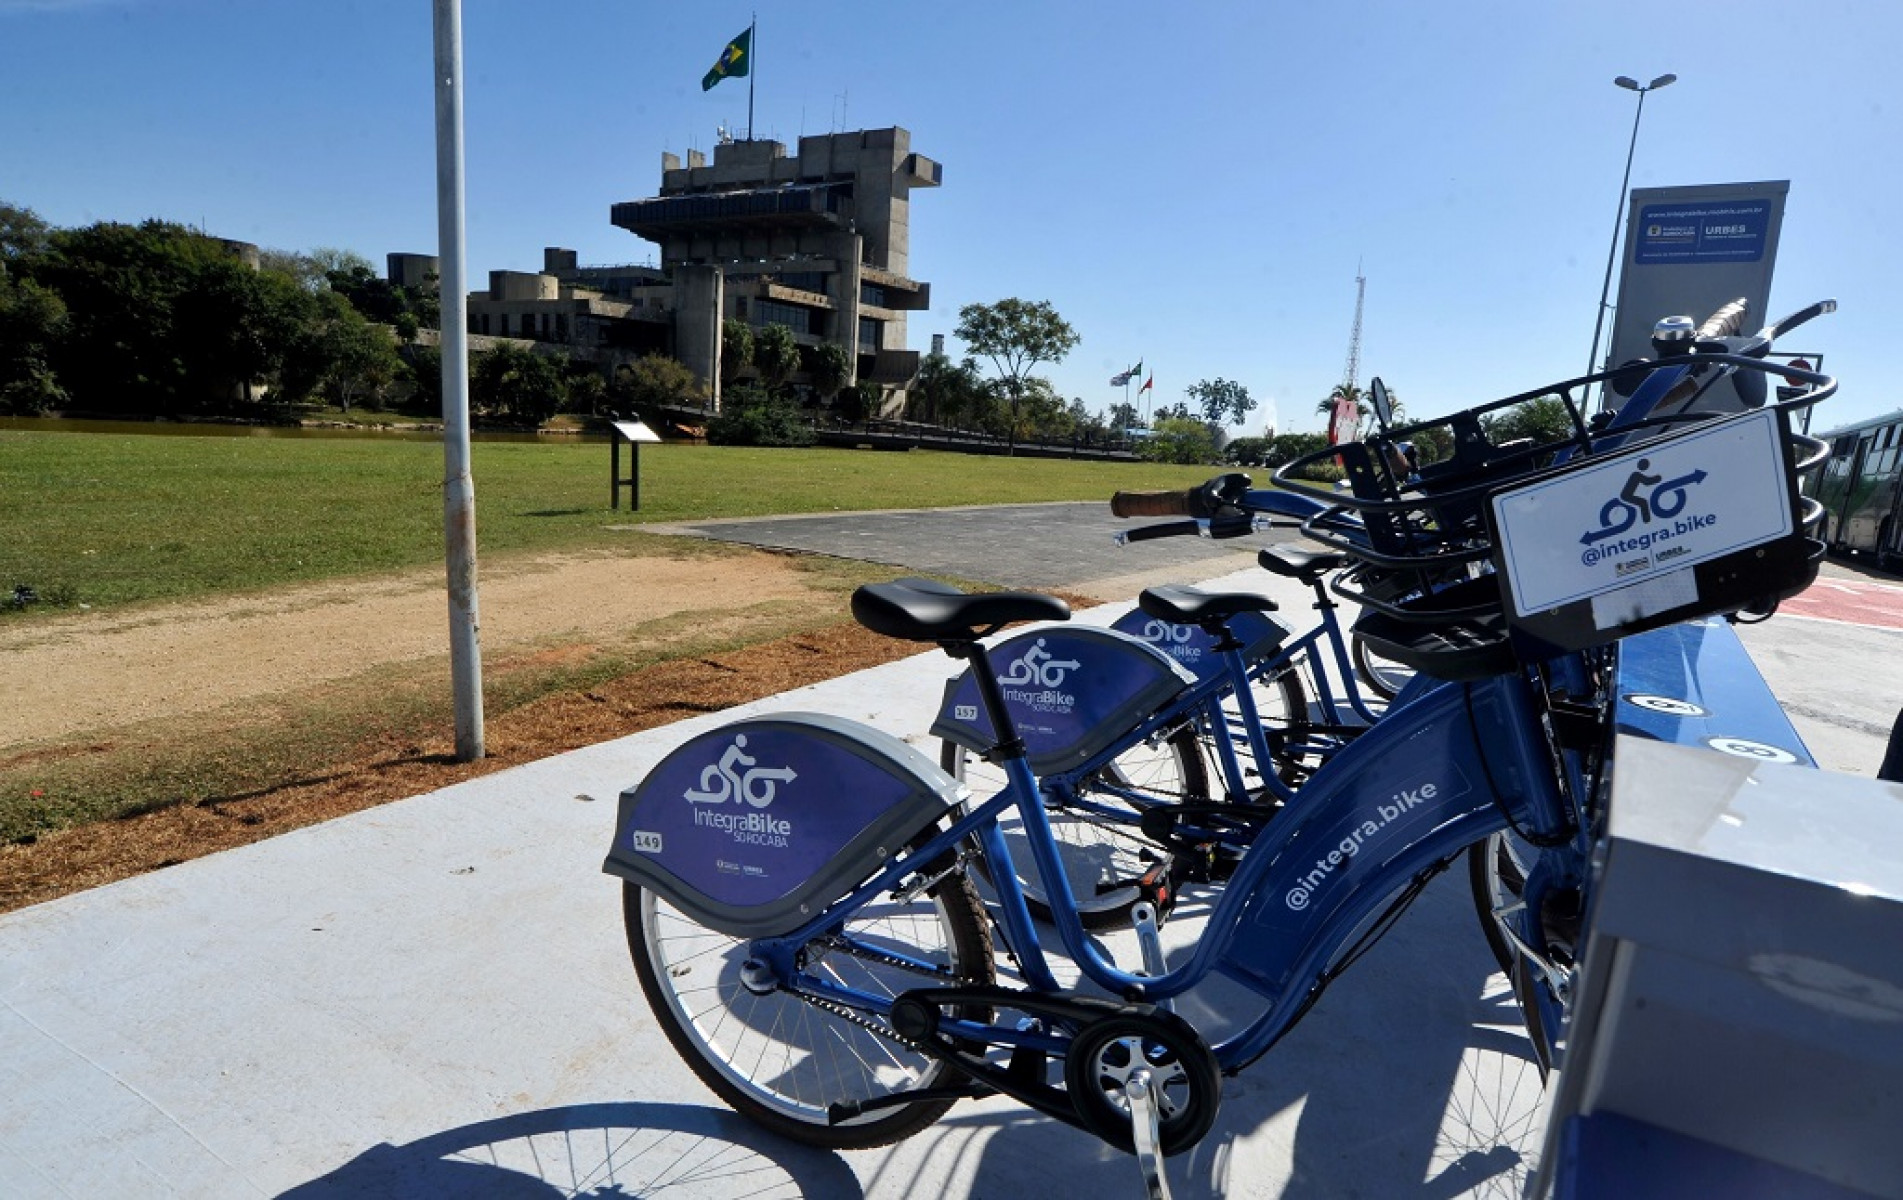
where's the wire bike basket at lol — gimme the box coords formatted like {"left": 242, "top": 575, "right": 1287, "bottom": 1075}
{"left": 1272, "top": 355, "right": 1835, "bottom": 680}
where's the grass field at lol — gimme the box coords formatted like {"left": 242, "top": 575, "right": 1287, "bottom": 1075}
{"left": 0, "top": 431, "right": 1222, "bottom": 614}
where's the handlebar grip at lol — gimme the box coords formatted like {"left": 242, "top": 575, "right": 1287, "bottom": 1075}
{"left": 1121, "top": 520, "right": 1203, "bottom": 543}
{"left": 1696, "top": 297, "right": 1750, "bottom": 340}
{"left": 1111, "top": 489, "right": 1198, "bottom": 518}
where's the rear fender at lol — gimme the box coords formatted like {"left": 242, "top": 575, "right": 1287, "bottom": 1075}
{"left": 603, "top": 713, "right": 963, "bottom": 937}
{"left": 929, "top": 625, "right": 1196, "bottom": 774}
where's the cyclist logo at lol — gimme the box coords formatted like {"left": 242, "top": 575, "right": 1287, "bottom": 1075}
{"left": 997, "top": 639, "right": 1082, "bottom": 689}
{"left": 683, "top": 735, "right": 799, "bottom": 808}
{"left": 1580, "top": 458, "right": 1710, "bottom": 546}
{"left": 1139, "top": 619, "right": 1195, "bottom": 646}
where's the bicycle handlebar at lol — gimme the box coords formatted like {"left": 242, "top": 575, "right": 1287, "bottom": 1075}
{"left": 1111, "top": 489, "right": 1198, "bottom": 518}
{"left": 1110, "top": 472, "right": 1252, "bottom": 520}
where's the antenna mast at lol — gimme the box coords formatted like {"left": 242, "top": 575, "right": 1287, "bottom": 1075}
{"left": 1341, "top": 264, "right": 1366, "bottom": 395}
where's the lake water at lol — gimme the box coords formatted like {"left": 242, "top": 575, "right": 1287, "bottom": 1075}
{"left": 0, "top": 416, "right": 608, "bottom": 444}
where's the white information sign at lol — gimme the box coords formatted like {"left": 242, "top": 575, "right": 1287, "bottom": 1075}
{"left": 1491, "top": 408, "right": 1792, "bottom": 618}
{"left": 612, "top": 420, "right": 661, "bottom": 444}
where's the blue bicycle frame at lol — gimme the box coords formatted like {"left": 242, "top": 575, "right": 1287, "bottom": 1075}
{"left": 756, "top": 651, "right": 1581, "bottom": 1071}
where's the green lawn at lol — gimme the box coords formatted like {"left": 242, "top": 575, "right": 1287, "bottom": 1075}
{"left": 0, "top": 432, "right": 1225, "bottom": 615}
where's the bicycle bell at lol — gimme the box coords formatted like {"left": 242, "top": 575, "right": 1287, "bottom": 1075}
{"left": 1651, "top": 314, "right": 1696, "bottom": 356}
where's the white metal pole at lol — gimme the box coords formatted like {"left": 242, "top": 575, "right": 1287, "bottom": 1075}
{"left": 432, "top": 0, "right": 484, "bottom": 760}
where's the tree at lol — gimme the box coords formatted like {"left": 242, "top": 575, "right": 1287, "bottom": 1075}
{"left": 315, "top": 294, "right": 402, "bottom": 412}
{"left": 1153, "top": 401, "right": 1192, "bottom": 422}
{"left": 471, "top": 342, "right": 563, "bottom": 425}
{"left": 1480, "top": 394, "right": 1573, "bottom": 446}
{"left": 1187, "top": 377, "right": 1257, "bottom": 426}
{"left": 954, "top": 298, "right": 1079, "bottom": 450}
{"left": 836, "top": 378, "right": 883, "bottom": 424}
{"left": 1263, "top": 431, "right": 1330, "bottom": 467}
{"left": 752, "top": 323, "right": 800, "bottom": 394}
{"left": 720, "top": 318, "right": 753, "bottom": 387}
{"left": 804, "top": 341, "right": 852, "bottom": 410}
{"left": 1140, "top": 416, "right": 1217, "bottom": 465}
{"left": 1107, "top": 401, "right": 1140, "bottom": 432}
{"left": 1223, "top": 436, "right": 1270, "bottom": 466}
{"left": 908, "top": 352, "right": 987, "bottom": 427}
{"left": 402, "top": 344, "right": 443, "bottom": 414}
{"left": 0, "top": 273, "right": 69, "bottom": 414}
{"left": 705, "top": 382, "right": 814, "bottom": 446}
{"left": 1316, "top": 381, "right": 1405, "bottom": 430}
{"left": 0, "top": 202, "right": 52, "bottom": 266}
{"left": 614, "top": 353, "right": 704, "bottom": 416}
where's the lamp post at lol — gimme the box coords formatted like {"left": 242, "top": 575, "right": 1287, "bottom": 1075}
{"left": 1586, "top": 72, "right": 1677, "bottom": 393}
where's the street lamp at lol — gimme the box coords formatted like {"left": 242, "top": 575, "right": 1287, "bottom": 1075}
{"left": 1585, "top": 72, "right": 1677, "bottom": 393}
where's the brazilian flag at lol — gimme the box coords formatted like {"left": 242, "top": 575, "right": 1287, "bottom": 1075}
{"left": 702, "top": 27, "right": 752, "bottom": 91}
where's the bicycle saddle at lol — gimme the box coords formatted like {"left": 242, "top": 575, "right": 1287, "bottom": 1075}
{"left": 1138, "top": 584, "right": 1278, "bottom": 625}
{"left": 852, "top": 579, "right": 1070, "bottom": 643}
{"left": 1257, "top": 544, "right": 1347, "bottom": 585}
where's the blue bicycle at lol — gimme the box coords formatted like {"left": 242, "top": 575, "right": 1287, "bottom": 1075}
{"left": 604, "top": 309, "right": 1833, "bottom": 1187}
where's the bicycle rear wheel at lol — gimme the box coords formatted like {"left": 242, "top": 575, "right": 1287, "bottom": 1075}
{"left": 1230, "top": 658, "right": 1313, "bottom": 785}
{"left": 1468, "top": 830, "right": 1533, "bottom": 976}
{"left": 942, "top": 725, "right": 1209, "bottom": 930}
{"left": 624, "top": 847, "right": 993, "bottom": 1149}
{"left": 1351, "top": 630, "right": 1416, "bottom": 702}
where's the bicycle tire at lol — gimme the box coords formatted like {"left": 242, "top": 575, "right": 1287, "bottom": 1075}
{"left": 941, "top": 725, "right": 1209, "bottom": 930}
{"left": 1351, "top": 630, "right": 1416, "bottom": 702}
{"left": 1468, "top": 831, "right": 1530, "bottom": 976}
{"left": 624, "top": 842, "right": 993, "bottom": 1150}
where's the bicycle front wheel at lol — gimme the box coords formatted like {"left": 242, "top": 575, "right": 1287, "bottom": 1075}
{"left": 942, "top": 724, "right": 1209, "bottom": 930}
{"left": 625, "top": 852, "right": 994, "bottom": 1149}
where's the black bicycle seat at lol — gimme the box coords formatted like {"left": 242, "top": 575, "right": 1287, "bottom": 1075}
{"left": 1257, "top": 545, "right": 1347, "bottom": 584}
{"left": 851, "top": 579, "right": 1070, "bottom": 643}
{"left": 1138, "top": 585, "right": 1277, "bottom": 626}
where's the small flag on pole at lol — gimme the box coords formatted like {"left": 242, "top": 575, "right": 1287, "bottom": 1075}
{"left": 1129, "top": 360, "right": 1143, "bottom": 378}
{"left": 702, "top": 26, "right": 753, "bottom": 91}
{"left": 1109, "top": 370, "right": 1133, "bottom": 386}
{"left": 1138, "top": 374, "right": 1153, "bottom": 393}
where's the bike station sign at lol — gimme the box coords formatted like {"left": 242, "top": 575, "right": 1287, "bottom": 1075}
{"left": 1490, "top": 407, "right": 1794, "bottom": 624}
{"left": 1606, "top": 180, "right": 1788, "bottom": 388}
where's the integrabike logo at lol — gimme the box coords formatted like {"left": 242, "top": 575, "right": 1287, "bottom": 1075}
{"left": 996, "top": 638, "right": 1080, "bottom": 713}
{"left": 1284, "top": 781, "right": 1440, "bottom": 911}
{"left": 1578, "top": 456, "right": 1716, "bottom": 569}
{"left": 1136, "top": 618, "right": 1202, "bottom": 665}
{"left": 683, "top": 734, "right": 796, "bottom": 847}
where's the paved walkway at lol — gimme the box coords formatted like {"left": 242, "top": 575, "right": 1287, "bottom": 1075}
{"left": 5, "top": 504, "right": 1896, "bottom": 1199}
{"left": 0, "top": 561, "right": 1549, "bottom": 1199}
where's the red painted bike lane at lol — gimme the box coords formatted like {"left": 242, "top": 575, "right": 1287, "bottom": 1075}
{"left": 1781, "top": 576, "right": 1903, "bottom": 630}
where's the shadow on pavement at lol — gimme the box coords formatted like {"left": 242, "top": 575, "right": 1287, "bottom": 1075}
{"left": 276, "top": 1101, "right": 864, "bottom": 1199}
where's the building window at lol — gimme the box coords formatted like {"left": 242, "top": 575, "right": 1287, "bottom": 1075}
{"left": 497, "top": 314, "right": 509, "bottom": 337}
{"left": 734, "top": 298, "right": 748, "bottom": 317}
{"left": 859, "top": 317, "right": 881, "bottom": 350}
{"left": 556, "top": 315, "right": 568, "bottom": 341}
{"left": 754, "top": 300, "right": 812, "bottom": 335}
{"left": 860, "top": 282, "right": 888, "bottom": 308}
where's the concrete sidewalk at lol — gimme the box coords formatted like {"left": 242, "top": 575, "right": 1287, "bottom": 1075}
{"left": 0, "top": 566, "right": 1550, "bottom": 1199}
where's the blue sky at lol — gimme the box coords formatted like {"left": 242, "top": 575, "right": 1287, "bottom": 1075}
{"left": 3, "top": 0, "right": 1896, "bottom": 434}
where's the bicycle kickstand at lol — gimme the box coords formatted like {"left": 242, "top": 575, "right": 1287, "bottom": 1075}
{"left": 1125, "top": 1068, "right": 1174, "bottom": 1200}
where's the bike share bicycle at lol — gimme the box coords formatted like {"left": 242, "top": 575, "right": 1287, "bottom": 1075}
{"left": 602, "top": 303, "right": 1835, "bottom": 1196}
{"left": 926, "top": 497, "right": 1395, "bottom": 932}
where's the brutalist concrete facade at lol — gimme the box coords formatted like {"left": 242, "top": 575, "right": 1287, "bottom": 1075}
{"left": 610, "top": 126, "right": 941, "bottom": 411}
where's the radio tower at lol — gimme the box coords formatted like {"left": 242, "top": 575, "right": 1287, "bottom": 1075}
{"left": 1340, "top": 265, "right": 1366, "bottom": 398}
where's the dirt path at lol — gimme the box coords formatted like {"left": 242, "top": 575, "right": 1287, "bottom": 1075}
{"left": 0, "top": 548, "right": 917, "bottom": 912}
{"left": 0, "top": 551, "right": 820, "bottom": 750}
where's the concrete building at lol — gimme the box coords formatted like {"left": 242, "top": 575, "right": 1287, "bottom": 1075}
{"left": 463, "top": 249, "right": 670, "bottom": 360}
{"left": 610, "top": 126, "right": 940, "bottom": 411}
{"left": 430, "top": 126, "right": 940, "bottom": 413}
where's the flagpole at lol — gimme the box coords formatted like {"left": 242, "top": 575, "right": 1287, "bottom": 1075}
{"left": 747, "top": 15, "right": 756, "bottom": 140}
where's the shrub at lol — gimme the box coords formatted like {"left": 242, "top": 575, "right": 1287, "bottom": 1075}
{"left": 706, "top": 384, "right": 814, "bottom": 447}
